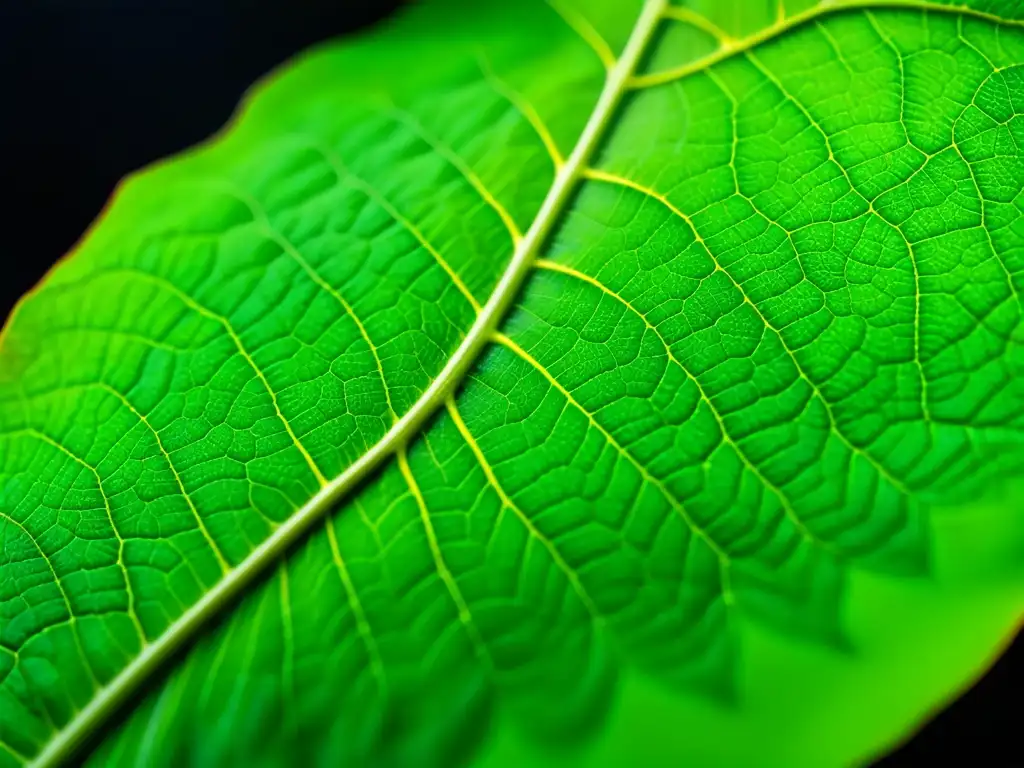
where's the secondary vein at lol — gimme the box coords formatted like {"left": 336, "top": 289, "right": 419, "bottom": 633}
{"left": 629, "top": 0, "right": 1024, "bottom": 90}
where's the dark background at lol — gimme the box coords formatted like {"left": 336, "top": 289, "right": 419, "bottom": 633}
{"left": 0, "top": 2, "right": 1019, "bottom": 765}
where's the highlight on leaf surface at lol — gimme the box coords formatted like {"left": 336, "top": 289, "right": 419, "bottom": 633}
{"left": 2, "top": 0, "right": 1023, "bottom": 766}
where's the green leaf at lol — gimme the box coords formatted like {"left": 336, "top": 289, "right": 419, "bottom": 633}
{"left": 3, "top": 1, "right": 1024, "bottom": 765}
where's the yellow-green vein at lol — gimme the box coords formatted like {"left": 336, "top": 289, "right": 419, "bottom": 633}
{"left": 119, "top": 269, "right": 329, "bottom": 486}
{"left": 445, "top": 397, "right": 605, "bottom": 623}
{"left": 97, "top": 383, "right": 232, "bottom": 575}
{"left": 476, "top": 51, "right": 566, "bottom": 171}
{"left": 580, "top": 168, "right": 915, "bottom": 497}
{"left": 324, "top": 517, "right": 386, "bottom": 691}
{"left": 306, "top": 138, "right": 484, "bottom": 313}
{"left": 388, "top": 107, "right": 525, "bottom": 244}
{"left": 216, "top": 181, "right": 401, "bottom": 424}
{"left": 532, "top": 259, "right": 830, "bottom": 553}
{"left": 0, "top": 511, "right": 101, "bottom": 692}
{"left": 18, "top": 428, "right": 147, "bottom": 645}
{"left": 396, "top": 448, "right": 492, "bottom": 664}
{"left": 545, "top": 0, "right": 617, "bottom": 71}
{"left": 631, "top": 0, "right": 1024, "bottom": 90}
{"left": 491, "top": 330, "right": 736, "bottom": 605}
{"left": 743, "top": 46, "right": 932, "bottom": 422}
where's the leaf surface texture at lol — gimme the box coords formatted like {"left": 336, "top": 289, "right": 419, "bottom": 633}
{"left": 2, "top": 1, "right": 1024, "bottom": 766}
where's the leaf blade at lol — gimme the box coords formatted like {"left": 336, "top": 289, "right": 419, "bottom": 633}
{"left": 2, "top": 2, "right": 1023, "bottom": 767}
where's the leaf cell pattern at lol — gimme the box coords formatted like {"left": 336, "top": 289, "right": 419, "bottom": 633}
{"left": 2, "top": 1, "right": 1023, "bottom": 766}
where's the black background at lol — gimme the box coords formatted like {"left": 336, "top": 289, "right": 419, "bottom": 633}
{"left": 0, "top": 2, "right": 1019, "bottom": 765}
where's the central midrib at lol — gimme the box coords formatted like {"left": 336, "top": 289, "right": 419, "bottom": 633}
{"left": 29, "top": 1, "right": 669, "bottom": 766}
